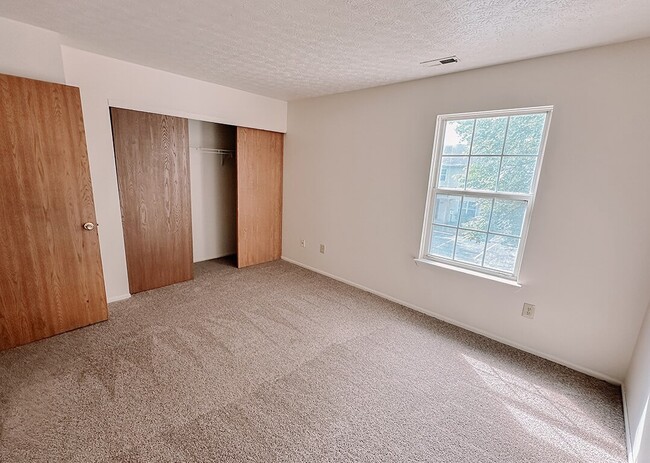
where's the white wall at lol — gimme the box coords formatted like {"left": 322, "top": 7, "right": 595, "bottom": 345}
{"left": 0, "top": 17, "right": 287, "bottom": 301}
{"left": 2, "top": 16, "right": 647, "bottom": 384}
{"left": 626, "top": 301, "right": 650, "bottom": 462}
{"left": 61, "top": 46, "right": 287, "bottom": 302}
{"left": 0, "top": 17, "right": 64, "bottom": 83}
{"left": 189, "top": 120, "right": 237, "bottom": 262}
{"left": 283, "top": 38, "right": 650, "bottom": 382}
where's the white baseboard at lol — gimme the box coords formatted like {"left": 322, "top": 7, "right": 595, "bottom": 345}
{"left": 621, "top": 384, "right": 634, "bottom": 463}
{"left": 281, "top": 256, "right": 622, "bottom": 385}
{"left": 107, "top": 293, "right": 131, "bottom": 303}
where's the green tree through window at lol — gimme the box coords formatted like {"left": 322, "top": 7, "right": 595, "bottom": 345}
{"left": 421, "top": 107, "right": 551, "bottom": 279}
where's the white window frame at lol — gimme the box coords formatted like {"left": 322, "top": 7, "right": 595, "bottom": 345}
{"left": 417, "top": 106, "right": 553, "bottom": 284}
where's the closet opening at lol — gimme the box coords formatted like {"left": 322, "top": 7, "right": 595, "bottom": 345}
{"left": 189, "top": 120, "right": 238, "bottom": 268}
{"left": 110, "top": 106, "right": 282, "bottom": 295}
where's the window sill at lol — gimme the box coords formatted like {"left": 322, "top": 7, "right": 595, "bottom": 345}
{"left": 414, "top": 258, "right": 522, "bottom": 287}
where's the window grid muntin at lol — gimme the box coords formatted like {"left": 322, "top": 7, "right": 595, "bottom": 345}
{"left": 480, "top": 197, "right": 495, "bottom": 267}
{"left": 439, "top": 116, "right": 540, "bottom": 196}
{"left": 430, "top": 189, "right": 531, "bottom": 277}
{"left": 429, "top": 228, "right": 524, "bottom": 253}
{"left": 421, "top": 106, "right": 552, "bottom": 281}
{"left": 427, "top": 194, "right": 528, "bottom": 274}
{"left": 495, "top": 117, "right": 510, "bottom": 191}
{"left": 431, "top": 194, "right": 530, "bottom": 239}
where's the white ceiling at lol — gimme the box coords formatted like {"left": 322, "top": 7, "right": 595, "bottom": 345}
{"left": 1, "top": 0, "right": 649, "bottom": 100}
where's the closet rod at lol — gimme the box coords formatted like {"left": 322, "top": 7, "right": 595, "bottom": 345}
{"left": 190, "top": 147, "right": 236, "bottom": 156}
{"left": 190, "top": 147, "right": 236, "bottom": 165}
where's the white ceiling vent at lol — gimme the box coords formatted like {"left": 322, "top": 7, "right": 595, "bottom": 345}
{"left": 420, "top": 56, "right": 459, "bottom": 67}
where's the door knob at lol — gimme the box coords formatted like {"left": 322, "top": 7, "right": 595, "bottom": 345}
{"left": 83, "top": 222, "right": 97, "bottom": 231}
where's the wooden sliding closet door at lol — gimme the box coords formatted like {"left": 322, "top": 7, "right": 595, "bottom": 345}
{"left": 236, "top": 127, "right": 283, "bottom": 268}
{"left": 0, "top": 74, "right": 108, "bottom": 350}
{"left": 111, "top": 108, "right": 193, "bottom": 293}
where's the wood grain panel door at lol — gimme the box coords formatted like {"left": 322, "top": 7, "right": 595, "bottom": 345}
{"left": 111, "top": 108, "right": 193, "bottom": 293}
{"left": 236, "top": 127, "right": 283, "bottom": 268}
{"left": 0, "top": 74, "right": 108, "bottom": 351}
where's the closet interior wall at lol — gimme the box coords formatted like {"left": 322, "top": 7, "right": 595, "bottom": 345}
{"left": 189, "top": 120, "right": 237, "bottom": 263}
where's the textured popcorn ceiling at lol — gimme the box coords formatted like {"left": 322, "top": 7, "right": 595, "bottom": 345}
{"left": 1, "top": 0, "right": 649, "bottom": 100}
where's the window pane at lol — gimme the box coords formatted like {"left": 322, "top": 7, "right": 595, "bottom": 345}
{"left": 433, "top": 194, "right": 462, "bottom": 226}
{"left": 504, "top": 113, "right": 546, "bottom": 156}
{"left": 484, "top": 234, "right": 519, "bottom": 273}
{"left": 454, "top": 230, "right": 487, "bottom": 265}
{"left": 497, "top": 156, "right": 537, "bottom": 194}
{"left": 466, "top": 156, "right": 500, "bottom": 191}
{"left": 459, "top": 197, "right": 492, "bottom": 232}
{"left": 430, "top": 225, "right": 457, "bottom": 258}
{"left": 438, "top": 156, "right": 468, "bottom": 188}
{"left": 423, "top": 109, "right": 551, "bottom": 279}
{"left": 443, "top": 119, "right": 474, "bottom": 155}
{"left": 489, "top": 199, "right": 527, "bottom": 237}
{"left": 471, "top": 117, "right": 507, "bottom": 155}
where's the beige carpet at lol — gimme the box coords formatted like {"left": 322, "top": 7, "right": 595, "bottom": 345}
{"left": 0, "top": 259, "right": 627, "bottom": 462}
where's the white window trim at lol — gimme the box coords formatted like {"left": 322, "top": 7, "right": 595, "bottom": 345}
{"left": 417, "top": 105, "right": 554, "bottom": 285}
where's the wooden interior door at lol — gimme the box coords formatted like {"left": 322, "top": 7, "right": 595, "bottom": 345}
{"left": 111, "top": 108, "right": 193, "bottom": 293}
{"left": 0, "top": 74, "right": 108, "bottom": 350}
{"left": 236, "top": 127, "right": 283, "bottom": 268}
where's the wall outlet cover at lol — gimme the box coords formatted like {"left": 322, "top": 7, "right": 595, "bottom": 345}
{"left": 522, "top": 303, "right": 535, "bottom": 319}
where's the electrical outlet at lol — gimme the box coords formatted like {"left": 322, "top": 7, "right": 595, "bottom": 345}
{"left": 320, "top": 244, "right": 325, "bottom": 254}
{"left": 522, "top": 303, "right": 535, "bottom": 319}
{"left": 300, "top": 239, "right": 306, "bottom": 248}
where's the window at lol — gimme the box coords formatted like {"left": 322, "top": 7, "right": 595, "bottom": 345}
{"left": 418, "top": 106, "right": 552, "bottom": 282}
